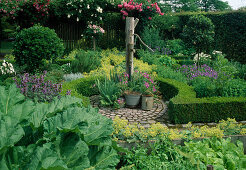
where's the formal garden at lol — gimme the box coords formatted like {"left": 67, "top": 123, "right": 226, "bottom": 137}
{"left": 0, "top": 0, "right": 246, "bottom": 169}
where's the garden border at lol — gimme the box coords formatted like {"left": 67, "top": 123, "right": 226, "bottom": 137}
{"left": 157, "top": 77, "right": 246, "bottom": 124}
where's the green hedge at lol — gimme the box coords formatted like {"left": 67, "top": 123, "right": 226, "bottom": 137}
{"left": 54, "top": 58, "right": 74, "bottom": 65}
{"left": 76, "top": 76, "right": 104, "bottom": 97}
{"left": 61, "top": 79, "right": 90, "bottom": 107}
{"left": 157, "top": 77, "right": 246, "bottom": 124}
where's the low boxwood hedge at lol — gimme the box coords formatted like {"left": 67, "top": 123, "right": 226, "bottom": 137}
{"left": 61, "top": 79, "right": 90, "bottom": 107}
{"left": 54, "top": 58, "right": 74, "bottom": 65}
{"left": 157, "top": 77, "right": 246, "bottom": 124}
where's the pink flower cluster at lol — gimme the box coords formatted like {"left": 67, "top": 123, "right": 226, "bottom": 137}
{"left": 141, "top": 72, "right": 157, "bottom": 93}
{"left": 118, "top": 0, "right": 164, "bottom": 19}
{"left": 88, "top": 24, "right": 105, "bottom": 34}
{"left": 33, "top": 0, "right": 50, "bottom": 16}
{"left": 0, "top": 0, "right": 23, "bottom": 19}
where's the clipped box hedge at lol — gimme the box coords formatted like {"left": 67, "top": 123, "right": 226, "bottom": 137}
{"left": 54, "top": 58, "right": 74, "bottom": 65}
{"left": 157, "top": 77, "right": 246, "bottom": 124}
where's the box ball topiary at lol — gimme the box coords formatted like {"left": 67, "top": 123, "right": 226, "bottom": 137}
{"left": 13, "top": 25, "right": 64, "bottom": 72}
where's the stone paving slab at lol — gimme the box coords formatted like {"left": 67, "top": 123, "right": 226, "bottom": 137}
{"left": 90, "top": 95, "right": 246, "bottom": 128}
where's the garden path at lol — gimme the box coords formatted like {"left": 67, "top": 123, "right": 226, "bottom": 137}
{"left": 90, "top": 95, "right": 169, "bottom": 128}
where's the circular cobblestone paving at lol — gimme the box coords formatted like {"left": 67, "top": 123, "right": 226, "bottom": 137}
{"left": 90, "top": 95, "right": 169, "bottom": 128}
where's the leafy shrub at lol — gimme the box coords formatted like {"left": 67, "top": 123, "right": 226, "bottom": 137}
{"left": 44, "top": 64, "right": 65, "bottom": 83}
{"left": 63, "top": 73, "right": 84, "bottom": 82}
{"left": 165, "top": 39, "right": 194, "bottom": 55}
{"left": 140, "top": 26, "right": 165, "bottom": 49}
{"left": 13, "top": 25, "right": 64, "bottom": 72}
{"left": 71, "top": 50, "right": 101, "bottom": 73}
{"left": 191, "top": 77, "right": 217, "bottom": 98}
{"left": 212, "top": 54, "right": 238, "bottom": 79}
{"left": 158, "top": 55, "right": 177, "bottom": 67}
{"left": 76, "top": 76, "right": 103, "bottom": 97}
{"left": 137, "top": 49, "right": 159, "bottom": 65}
{"left": 155, "top": 65, "right": 187, "bottom": 83}
{"left": 222, "top": 79, "right": 246, "bottom": 97}
{"left": 0, "top": 84, "right": 119, "bottom": 169}
{"left": 13, "top": 71, "right": 66, "bottom": 103}
{"left": 231, "top": 61, "right": 246, "bottom": 80}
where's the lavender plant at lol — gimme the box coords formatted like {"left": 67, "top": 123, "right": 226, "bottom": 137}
{"left": 177, "top": 64, "right": 218, "bottom": 83}
{"left": 14, "top": 71, "right": 69, "bottom": 103}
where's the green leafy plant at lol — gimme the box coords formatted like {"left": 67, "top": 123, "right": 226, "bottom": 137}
{"left": 158, "top": 55, "right": 177, "bottom": 67}
{"left": 191, "top": 77, "right": 218, "bottom": 98}
{"left": 140, "top": 26, "right": 165, "bottom": 50}
{"left": 71, "top": 50, "right": 101, "bottom": 73}
{"left": 222, "top": 79, "right": 246, "bottom": 97}
{"left": 96, "top": 78, "right": 121, "bottom": 108}
{"left": 13, "top": 25, "right": 64, "bottom": 73}
{"left": 181, "top": 138, "right": 246, "bottom": 170}
{"left": 0, "top": 84, "right": 119, "bottom": 169}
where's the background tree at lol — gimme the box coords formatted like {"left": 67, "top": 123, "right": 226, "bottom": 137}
{"left": 198, "top": 0, "right": 232, "bottom": 12}
{"left": 182, "top": 15, "right": 214, "bottom": 66}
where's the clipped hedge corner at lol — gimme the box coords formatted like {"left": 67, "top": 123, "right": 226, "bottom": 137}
{"left": 157, "top": 77, "right": 246, "bottom": 124}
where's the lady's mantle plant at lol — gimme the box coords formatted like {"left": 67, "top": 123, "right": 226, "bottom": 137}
{"left": 118, "top": 0, "right": 164, "bottom": 19}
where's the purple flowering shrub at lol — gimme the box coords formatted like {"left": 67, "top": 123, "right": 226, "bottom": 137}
{"left": 14, "top": 71, "right": 70, "bottom": 103}
{"left": 177, "top": 64, "right": 218, "bottom": 82}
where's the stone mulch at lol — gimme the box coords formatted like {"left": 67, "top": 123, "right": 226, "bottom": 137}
{"left": 90, "top": 95, "right": 246, "bottom": 128}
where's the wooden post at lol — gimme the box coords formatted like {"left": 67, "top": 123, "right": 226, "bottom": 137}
{"left": 207, "top": 165, "right": 214, "bottom": 170}
{"left": 125, "top": 17, "right": 139, "bottom": 80}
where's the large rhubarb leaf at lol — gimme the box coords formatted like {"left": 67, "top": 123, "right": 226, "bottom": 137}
{"left": 0, "top": 85, "right": 34, "bottom": 123}
{"left": 0, "top": 84, "right": 25, "bottom": 115}
{"left": 0, "top": 119, "right": 24, "bottom": 153}
{"left": 30, "top": 96, "right": 82, "bottom": 129}
{"left": 27, "top": 143, "right": 68, "bottom": 170}
{"left": 88, "top": 146, "right": 119, "bottom": 170}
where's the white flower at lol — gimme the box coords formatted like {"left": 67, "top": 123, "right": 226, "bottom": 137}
{"left": 87, "top": 4, "right": 90, "bottom": 9}
{"left": 80, "top": 0, "right": 83, "bottom": 2}
{"left": 96, "top": 7, "right": 103, "bottom": 13}
{"left": 77, "top": 17, "right": 79, "bottom": 21}
{"left": 99, "top": 17, "right": 102, "bottom": 20}
{"left": 79, "top": 10, "right": 82, "bottom": 13}
{"left": 2, "top": 61, "right": 6, "bottom": 67}
{"left": 67, "top": 14, "right": 71, "bottom": 18}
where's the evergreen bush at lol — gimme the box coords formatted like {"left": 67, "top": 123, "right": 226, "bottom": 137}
{"left": 13, "top": 25, "right": 64, "bottom": 72}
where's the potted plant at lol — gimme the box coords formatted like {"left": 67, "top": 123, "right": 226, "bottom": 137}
{"left": 120, "top": 72, "right": 142, "bottom": 108}
{"left": 139, "top": 72, "right": 158, "bottom": 110}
